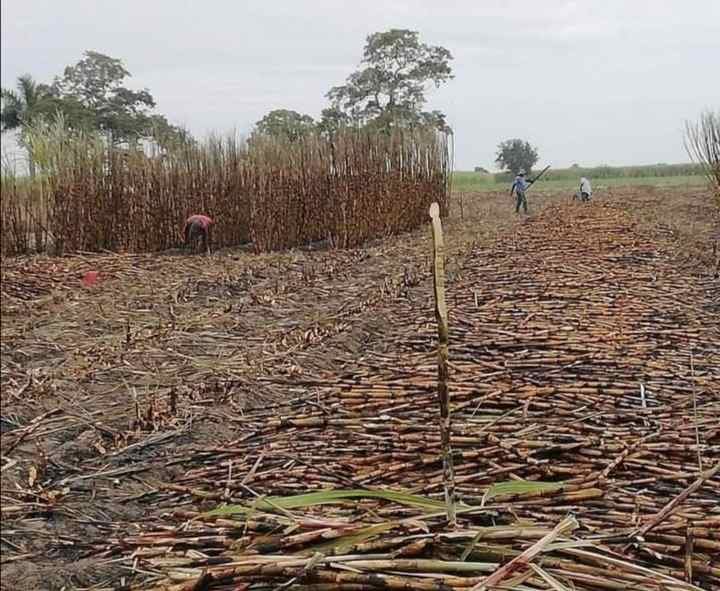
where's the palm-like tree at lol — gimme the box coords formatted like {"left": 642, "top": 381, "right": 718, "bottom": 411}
{"left": 1, "top": 74, "right": 56, "bottom": 176}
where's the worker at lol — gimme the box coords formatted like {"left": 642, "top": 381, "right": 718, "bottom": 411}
{"left": 183, "top": 214, "right": 214, "bottom": 255}
{"left": 510, "top": 169, "right": 534, "bottom": 214}
{"left": 579, "top": 177, "right": 592, "bottom": 202}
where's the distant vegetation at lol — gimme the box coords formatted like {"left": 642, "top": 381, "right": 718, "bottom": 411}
{"left": 252, "top": 29, "right": 454, "bottom": 140}
{"left": 493, "top": 163, "right": 705, "bottom": 183}
{"left": 454, "top": 163, "right": 707, "bottom": 193}
{"left": 1, "top": 51, "right": 190, "bottom": 176}
{"left": 495, "top": 139, "right": 539, "bottom": 176}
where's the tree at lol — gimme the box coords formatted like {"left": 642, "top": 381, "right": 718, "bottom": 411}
{"left": 317, "top": 106, "right": 352, "bottom": 136}
{"left": 3, "top": 53, "right": 190, "bottom": 173}
{"left": 1, "top": 75, "right": 62, "bottom": 175}
{"left": 495, "top": 139, "right": 539, "bottom": 175}
{"left": 327, "top": 29, "right": 453, "bottom": 132}
{"left": 146, "top": 114, "right": 195, "bottom": 151}
{"left": 253, "top": 109, "right": 316, "bottom": 142}
{"left": 52, "top": 50, "right": 175, "bottom": 146}
{"left": 1, "top": 75, "right": 53, "bottom": 132}
{"left": 418, "top": 110, "right": 451, "bottom": 134}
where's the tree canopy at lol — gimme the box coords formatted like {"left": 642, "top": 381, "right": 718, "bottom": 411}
{"left": 252, "top": 29, "right": 453, "bottom": 141}
{"left": 0, "top": 75, "right": 57, "bottom": 133}
{"left": 253, "top": 109, "right": 316, "bottom": 142}
{"left": 2, "top": 50, "right": 190, "bottom": 161}
{"left": 326, "top": 29, "right": 453, "bottom": 132}
{"left": 495, "top": 139, "right": 539, "bottom": 175}
{"left": 50, "top": 51, "right": 188, "bottom": 146}
{"left": 317, "top": 106, "right": 352, "bottom": 136}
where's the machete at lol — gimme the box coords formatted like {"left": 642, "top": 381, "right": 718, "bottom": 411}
{"left": 529, "top": 165, "right": 551, "bottom": 184}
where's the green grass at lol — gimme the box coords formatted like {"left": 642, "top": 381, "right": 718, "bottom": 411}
{"left": 452, "top": 172, "right": 709, "bottom": 193}
{"left": 205, "top": 482, "right": 566, "bottom": 517}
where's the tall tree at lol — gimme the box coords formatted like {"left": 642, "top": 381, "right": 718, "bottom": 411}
{"left": 52, "top": 50, "right": 176, "bottom": 146}
{"left": 327, "top": 29, "right": 453, "bottom": 132}
{"left": 495, "top": 139, "right": 539, "bottom": 175}
{"left": 253, "top": 109, "right": 316, "bottom": 142}
{"left": 3, "top": 53, "right": 190, "bottom": 174}
{"left": 1, "top": 74, "right": 58, "bottom": 175}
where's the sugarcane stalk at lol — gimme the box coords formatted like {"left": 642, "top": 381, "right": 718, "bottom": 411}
{"left": 429, "top": 201, "right": 457, "bottom": 527}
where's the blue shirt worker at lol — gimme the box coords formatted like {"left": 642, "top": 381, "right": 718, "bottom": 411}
{"left": 510, "top": 169, "right": 534, "bottom": 214}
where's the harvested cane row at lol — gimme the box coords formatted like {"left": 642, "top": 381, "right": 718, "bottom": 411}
{"left": 91, "top": 201, "right": 720, "bottom": 590}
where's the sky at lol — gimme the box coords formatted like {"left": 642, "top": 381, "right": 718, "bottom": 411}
{"left": 2, "top": 0, "right": 719, "bottom": 170}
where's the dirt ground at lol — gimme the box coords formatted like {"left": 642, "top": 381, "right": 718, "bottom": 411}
{"left": 1, "top": 185, "right": 718, "bottom": 590}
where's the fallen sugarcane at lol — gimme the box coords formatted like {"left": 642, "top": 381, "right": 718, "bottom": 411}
{"left": 4, "top": 199, "right": 718, "bottom": 589}
{"left": 109, "top": 492, "right": 710, "bottom": 591}
{"left": 93, "top": 204, "right": 720, "bottom": 590}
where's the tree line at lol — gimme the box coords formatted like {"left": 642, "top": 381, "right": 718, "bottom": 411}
{"left": 2, "top": 29, "right": 549, "bottom": 179}
{"left": 1, "top": 51, "right": 191, "bottom": 175}
{"left": 252, "top": 29, "right": 454, "bottom": 143}
{"left": 2, "top": 30, "right": 457, "bottom": 177}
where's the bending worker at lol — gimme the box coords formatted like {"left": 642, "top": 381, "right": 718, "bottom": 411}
{"left": 183, "top": 214, "right": 214, "bottom": 255}
{"left": 510, "top": 169, "right": 534, "bottom": 214}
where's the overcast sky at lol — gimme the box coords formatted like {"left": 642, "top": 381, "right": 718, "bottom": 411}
{"left": 2, "top": 0, "right": 719, "bottom": 170}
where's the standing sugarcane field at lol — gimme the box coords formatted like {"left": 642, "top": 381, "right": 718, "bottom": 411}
{"left": 1, "top": 3, "right": 719, "bottom": 591}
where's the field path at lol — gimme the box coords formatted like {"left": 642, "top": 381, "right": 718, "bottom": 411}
{"left": 2, "top": 194, "right": 719, "bottom": 589}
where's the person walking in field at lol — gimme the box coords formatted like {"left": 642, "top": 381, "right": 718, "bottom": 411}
{"left": 579, "top": 176, "right": 592, "bottom": 201}
{"left": 183, "top": 214, "right": 214, "bottom": 255}
{"left": 510, "top": 169, "right": 534, "bottom": 214}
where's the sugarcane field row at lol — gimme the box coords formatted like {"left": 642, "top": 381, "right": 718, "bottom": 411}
{"left": 1, "top": 187, "right": 719, "bottom": 590}
{"left": 0, "top": 131, "right": 450, "bottom": 256}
